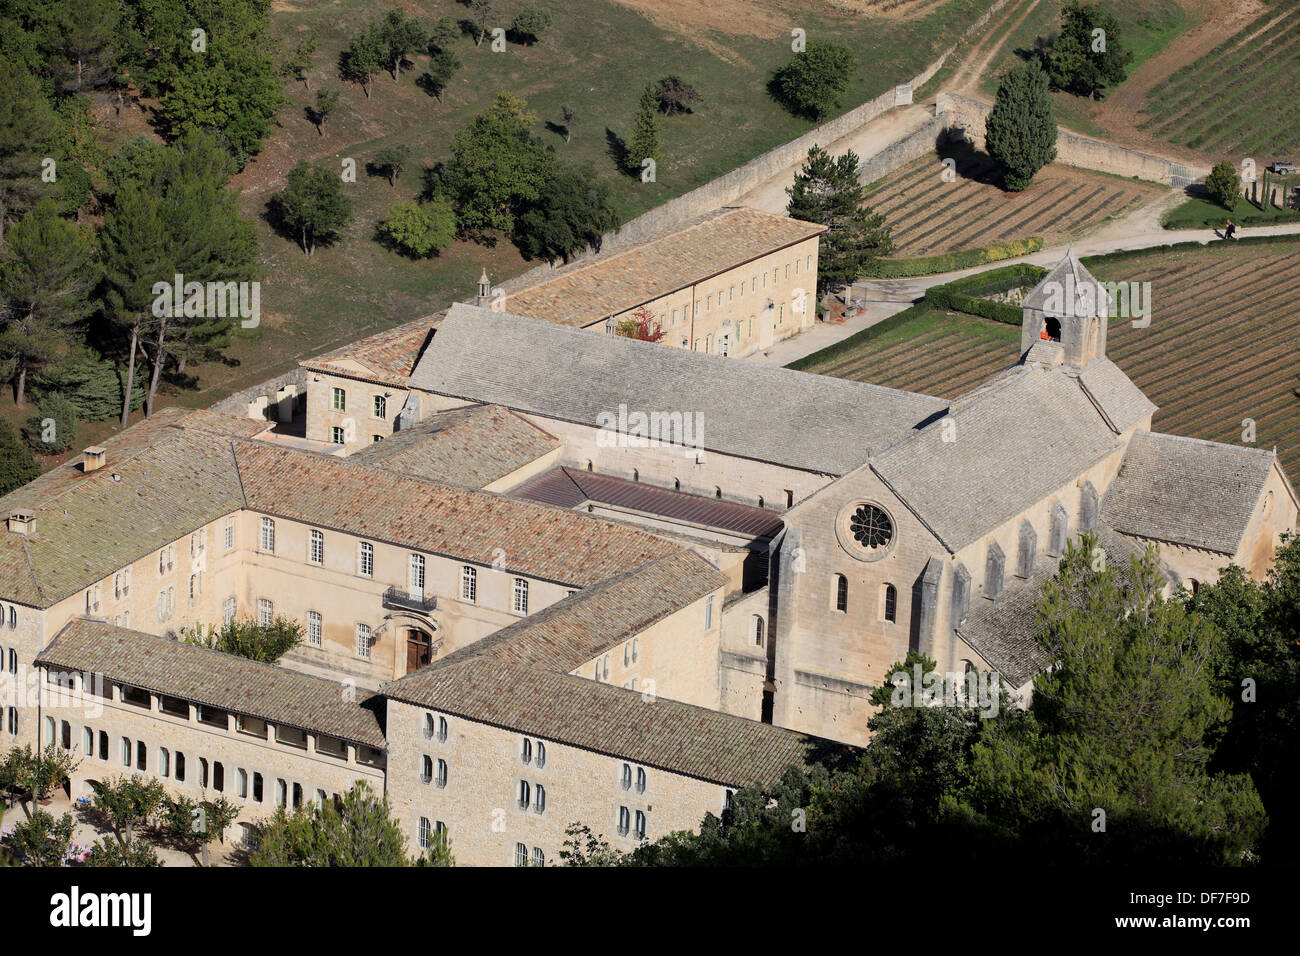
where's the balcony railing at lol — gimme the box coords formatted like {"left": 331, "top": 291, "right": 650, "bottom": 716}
{"left": 383, "top": 587, "right": 437, "bottom": 613}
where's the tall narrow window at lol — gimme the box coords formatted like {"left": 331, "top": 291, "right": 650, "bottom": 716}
{"left": 418, "top": 817, "right": 431, "bottom": 850}
{"left": 373, "top": 394, "right": 387, "bottom": 419}
{"left": 753, "top": 615, "right": 765, "bottom": 646}
{"left": 436, "top": 758, "right": 448, "bottom": 788}
{"left": 986, "top": 543, "right": 1005, "bottom": 600}
{"left": 358, "top": 541, "right": 373, "bottom": 577}
{"left": 258, "top": 598, "right": 273, "bottom": 626}
{"left": 534, "top": 784, "right": 546, "bottom": 814}
{"left": 223, "top": 597, "right": 236, "bottom": 623}
{"left": 309, "top": 529, "right": 324, "bottom": 565}
{"left": 518, "top": 779, "right": 531, "bottom": 809}
{"left": 512, "top": 578, "right": 528, "bottom": 614}
{"left": 634, "top": 810, "right": 646, "bottom": 839}
{"left": 260, "top": 517, "right": 275, "bottom": 552}
{"left": 621, "top": 763, "right": 632, "bottom": 791}
{"left": 307, "top": 611, "right": 322, "bottom": 647}
{"left": 461, "top": 565, "right": 477, "bottom": 602}
{"left": 618, "top": 806, "right": 631, "bottom": 836}
{"left": 1017, "top": 521, "right": 1037, "bottom": 577}
{"left": 704, "top": 595, "right": 714, "bottom": 630}
{"left": 224, "top": 516, "right": 235, "bottom": 551}
{"left": 882, "top": 584, "right": 897, "bottom": 623}
{"left": 835, "top": 574, "right": 848, "bottom": 612}
{"left": 531, "top": 847, "right": 545, "bottom": 867}
{"left": 421, "top": 755, "right": 433, "bottom": 784}
{"left": 237, "top": 768, "right": 248, "bottom": 798}
{"left": 159, "top": 748, "right": 170, "bottom": 778}
{"left": 515, "top": 843, "right": 528, "bottom": 867}
{"left": 356, "top": 623, "right": 372, "bottom": 659}
{"left": 331, "top": 387, "right": 346, "bottom": 411}
{"left": 409, "top": 553, "right": 426, "bottom": 592}
{"left": 636, "top": 767, "right": 647, "bottom": 794}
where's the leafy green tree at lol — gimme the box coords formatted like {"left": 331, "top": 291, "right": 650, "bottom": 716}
{"left": 249, "top": 781, "right": 414, "bottom": 866}
{"left": 0, "top": 199, "right": 97, "bottom": 406}
{"left": 426, "top": 92, "right": 553, "bottom": 240}
{"left": 420, "top": 49, "right": 460, "bottom": 102}
{"left": 270, "top": 161, "right": 352, "bottom": 255}
{"left": 162, "top": 794, "right": 239, "bottom": 865}
{"left": 86, "top": 836, "right": 162, "bottom": 867}
{"left": 966, "top": 534, "right": 1266, "bottom": 863}
{"left": 371, "top": 145, "right": 411, "bottom": 187}
{"left": 10, "top": 744, "right": 79, "bottom": 806}
{"left": 626, "top": 85, "right": 661, "bottom": 174}
{"left": 310, "top": 88, "right": 339, "bottom": 136}
{"left": 181, "top": 614, "right": 304, "bottom": 663}
{"left": 161, "top": 41, "right": 285, "bottom": 166}
{"left": 773, "top": 41, "right": 854, "bottom": 120}
{"left": 340, "top": 23, "right": 385, "bottom": 97}
{"left": 0, "top": 62, "right": 60, "bottom": 240}
{"left": 513, "top": 165, "right": 618, "bottom": 263}
{"left": 985, "top": 60, "right": 1058, "bottom": 191}
{"left": 786, "top": 145, "right": 893, "bottom": 296}
{"left": 22, "top": 391, "right": 77, "bottom": 455}
{"left": 0, "top": 420, "right": 40, "bottom": 494}
{"left": 7, "top": 810, "right": 74, "bottom": 866}
{"left": 511, "top": 4, "right": 553, "bottom": 45}
{"left": 90, "top": 774, "right": 166, "bottom": 844}
{"left": 559, "top": 823, "right": 622, "bottom": 866}
{"left": 1205, "top": 160, "right": 1242, "bottom": 210}
{"left": 415, "top": 829, "right": 456, "bottom": 867}
{"left": 379, "top": 9, "right": 426, "bottom": 81}
{"left": 428, "top": 17, "right": 460, "bottom": 52}
{"left": 281, "top": 31, "right": 318, "bottom": 90}
{"left": 378, "top": 200, "right": 457, "bottom": 258}
{"left": 1047, "top": 1, "right": 1132, "bottom": 98}
{"left": 1192, "top": 536, "right": 1300, "bottom": 859}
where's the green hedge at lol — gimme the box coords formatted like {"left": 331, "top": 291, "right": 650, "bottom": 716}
{"left": 865, "top": 237, "right": 1044, "bottom": 278}
{"left": 923, "top": 262, "right": 1049, "bottom": 325}
{"left": 786, "top": 302, "right": 933, "bottom": 371}
{"left": 1080, "top": 233, "right": 1300, "bottom": 267}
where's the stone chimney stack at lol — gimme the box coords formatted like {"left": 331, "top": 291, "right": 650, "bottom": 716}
{"left": 6, "top": 510, "right": 35, "bottom": 536}
{"left": 82, "top": 445, "right": 107, "bottom": 473}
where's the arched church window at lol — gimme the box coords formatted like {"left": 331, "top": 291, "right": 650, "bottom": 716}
{"left": 1017, "top": 521, "right": 1037, "bottom": 577}
{"left": 1048, "top": 504, "right": 1068, "bottom": 556}
{"left": 752, "top": 616, "right": 765, "bottom": 647}
{"left": 951, "top": 563, "right": 971, "bottom": 624}
{"left": 986, "top": 543, "right": 1005, "bottom": 600}
{"left": 881, "top": 584, "right": 897, "bottom": 623}
{"left": 834, "top": 574, "right": 848, "bottom": 613}
{"left": 1079, "top": 481, "right": 1099, "bottom": 532}
{"left": 1044, "top": 317, "right": 1062, "bottom": 342}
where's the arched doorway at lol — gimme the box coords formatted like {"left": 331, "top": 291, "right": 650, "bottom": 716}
{"left": 406, "top": 627, "right": 434, "bottom": 673}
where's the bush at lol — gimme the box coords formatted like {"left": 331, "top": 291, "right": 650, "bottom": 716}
{"left": 0, "top": 421, "right": 40, "bottom": 495}
{"left": 864, "top": 237, "right": 1044, "bottom": 278}
{"left": 924, "top": 262, "right": 1051, "bottom": 324}
{"left": 1205, "top": 160, "right": 1241, "bottom": 210}
{"left": 378, "top": 199, "right": 457, "bottom": 258}
{"left": 22, "top": 392, "right": 77, "bottom": 454}
{"left": 773, "top": 41, "right": 855, "bottom": 120}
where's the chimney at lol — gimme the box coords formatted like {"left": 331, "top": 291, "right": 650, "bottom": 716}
{"left": 82, "top": 445, "right": 107, "bottom": 473}
{"left": 7, "top": 510, "right": 35, "bottom": 536}
{"left": 476, "top": 269, "right": 491, "bottom": 308}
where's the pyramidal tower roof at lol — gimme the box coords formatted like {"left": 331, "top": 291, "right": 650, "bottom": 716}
{"left": 1022, "top": 247, "right": 1104, "bottom": 314}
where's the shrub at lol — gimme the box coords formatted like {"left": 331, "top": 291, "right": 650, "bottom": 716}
{"left": 1205, "top": 160, "right": 1241, "bottom": 210}
{"left": 864, "top": 237, "right": 1044, "bottom": 278}
{"left": 378, "top": 199, "right": 457, "bottom": 258}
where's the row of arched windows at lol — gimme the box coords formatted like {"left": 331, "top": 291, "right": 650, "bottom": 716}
{"left": 830, "top": 575, "right": 897, "bottom": 623}
{"left": 983, "top": 482, "right": 1098, "bottom": 602}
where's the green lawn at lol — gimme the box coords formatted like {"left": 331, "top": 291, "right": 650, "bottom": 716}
{"left": 180, "top": 0, "right": 1000, "bottom": 404}
{"left": 1163, "top": 192, "right": 1300, "bottom": 229}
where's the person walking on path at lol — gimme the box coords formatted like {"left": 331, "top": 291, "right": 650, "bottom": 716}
{"left": 1225, "top": 219, "right": 1238, "bottom": 239}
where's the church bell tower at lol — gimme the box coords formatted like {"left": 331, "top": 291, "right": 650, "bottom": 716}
{"left": 1019, "top": 249, "right": 1108, "bottom": 370}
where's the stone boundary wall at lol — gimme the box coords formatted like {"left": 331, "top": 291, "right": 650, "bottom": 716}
{"left": 496, "top": 0, "right": 1015, "bottom": 297}
{"left": 857, "top": 117, "right": 947, "bottom": 186}
{"left": 934, "top": 91, "right": 1210, "bottom": 186}
{"left": 208, "top": 366, "right": 306, "bottom": 419}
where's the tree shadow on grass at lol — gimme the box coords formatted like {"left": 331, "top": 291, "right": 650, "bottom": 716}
{"left": 605, "top": 128, "right": 630, "bottom": 176}
{"left": 936, "top": 131, "right": 1002, "bottom": 187}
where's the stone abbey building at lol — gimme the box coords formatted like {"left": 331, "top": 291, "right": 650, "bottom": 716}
{"left": 1, "top": 238, "right": 1294, "bottom": 865}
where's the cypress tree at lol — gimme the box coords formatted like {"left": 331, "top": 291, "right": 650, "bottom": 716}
{"left": 627, "top": 86, "right": 661, "bottom": 176}
{"left": 985, "top": 60, "right": 1058, "bottom": 192}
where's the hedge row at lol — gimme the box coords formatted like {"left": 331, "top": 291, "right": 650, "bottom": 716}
{"left": 1163, "top": 207, "right": 1300, "bottom": 229}
{"left": 865, "top": 237, "right": 1044, "bottom": 279}
{"left": 1079, "top": 232, "right": 1300, "bottom": 267}
{"left": 923, "top": 262, "right": 1049, "bottom": 325}
{"left": 786, "top": 302, "right": 933, "bottom": 372}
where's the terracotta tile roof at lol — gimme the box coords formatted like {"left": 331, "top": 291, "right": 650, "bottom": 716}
{"left": 300, "top": 312, "right": 443, "bottom": 387}
{"left": 501, "top": 207, "right": 826, "bottom": 328}
{"left": 349, "top": 404, "right": 560, "bottom": 489}
{"left": 0, "top": 410, "right": 253, "bottom": 608}
{"left": 1101, "top": 431, "right": 1277, "bottom": 554}
{"left": 511, "top": 467, "right": 785, "bottom": 538}
{"left": 36, "top": 619, "right": 385, "bottom": 748}
{"left": 382, "top": 655, "right": 844, "bottom": 788}
{"left": 232, "top": 440, "right": 681, "bottom": 587}
{"left": 435, "top": 550, "right": 727, "bottom": 673}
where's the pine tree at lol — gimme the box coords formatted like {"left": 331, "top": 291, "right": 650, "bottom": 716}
{"left": 627, "top": 86, "right": 661, "bottom": 176}
{"left": 985, "top": 60, "right": 1058, "bottom": 191}
{"left": 786, "top": 145, "right": 893, "bottom": 297}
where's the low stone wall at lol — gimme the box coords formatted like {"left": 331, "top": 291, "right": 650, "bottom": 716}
{"left": 935, "top": 91, "right": 1209, "bottom": 186}
{"left": 208, "top": 366, "right": 307, "bottom": 420}
{"left": 858, "top": 117, "right": 946, "bottom": 185}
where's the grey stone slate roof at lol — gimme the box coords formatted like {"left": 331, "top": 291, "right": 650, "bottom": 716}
{"left": 36, "top": 619, "right": 386, "bottom": 748}
{"left": 408, "top": 305, "right": 948, "bottom": 475}
{"left": 382, "top": 654, "right": 844, "bottom": 788}
{"left": 1101, "top": 431, "right": 1276, "bottom": 554}
{"left": 1078, "top": 359, "right": 1157, "bottom": 434}
{"left": 956, "top": 523, "right": 1151, "bottom": 687}
{"left": 349, "top": 404, "right": 560, "bottom": 489}
{"left": 1023, "top": 250, "right": 1105, "bottom": 314}
{"left": 872, "top": 365, "right": 1123, "bottom": 553}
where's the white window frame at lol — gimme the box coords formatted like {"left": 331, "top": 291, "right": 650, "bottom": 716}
{"left": 356, "top": 623, "right": 372, "bottom": 659}
{"left": 358, "top": 541, "right": 374, "bottom": 577}
{"left": 309, "top": 529, "right": 324, "bottom": 565}
{"left": 260, "top": 517, "right": 275, "bottom": 553}
{"left": 461, "top": 565, "right": 477, "bottom": 603}
{"left": 512, "top": 578, "right": 528, "bottom": 614}
{"left": 307, "top": 611, "right": 322, "bottom": 647}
